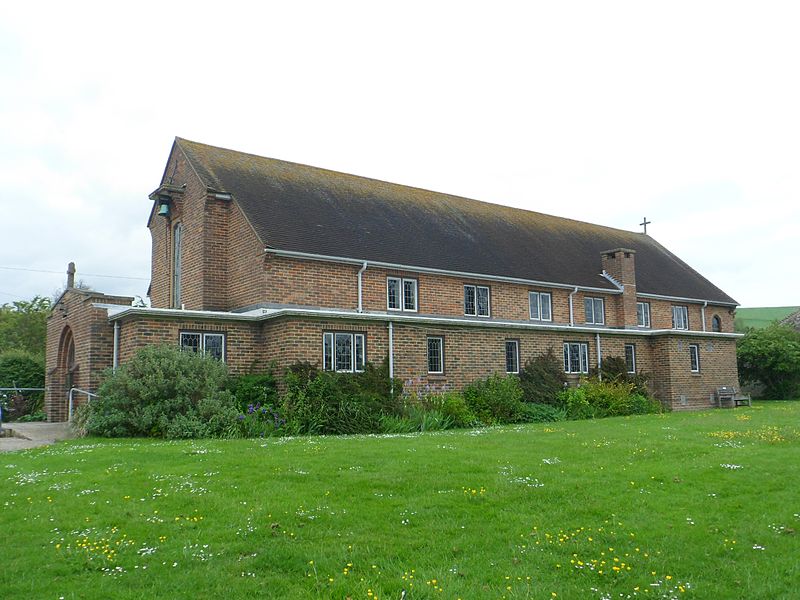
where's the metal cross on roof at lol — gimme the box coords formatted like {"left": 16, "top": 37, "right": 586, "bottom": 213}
{"left": 640, "top": 217, "right": 651, "bottom": 234}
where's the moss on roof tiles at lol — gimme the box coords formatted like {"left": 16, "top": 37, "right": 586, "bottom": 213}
{"left": 173, "top": 137, "right": 737, "bottom": 304}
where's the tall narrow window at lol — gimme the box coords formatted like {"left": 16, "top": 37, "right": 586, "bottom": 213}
{"left": 529, "top": 292, "right": 552, "bottom": 321}
{"left": 427, "top": 337, "right": 444, "bottom": 373}
{"left": 563, "top": 342, "right": 589, "bottom": 373}
{"left": 672, "top": 306, "right": 689, "bottom": 330}
{"left": 505, "top": 340, "right": 519, "bottom": 374}
{"left": 689, "top": 344, "right": 700, "bottom": 372}
{"left": 711, "top": 315, "right": 722, "bottom": 332}
{"left": 584, "top": 297, "right": 605, "bottom": 325}
{"left": 636, "top": 302, "right": 651, "bottom": 328}
{"left": 172, "top": 223, "right": 183, "bottom": 308}
{"left": 323, "top": 332, "right": 365, "bottom": 373}
{"left": 624, "top": 344, "right": 636, "bottom": 374}
{"left": 464, "top": 285, "right": 490, "bottom": 317}
{"left": 403, "top": 279, "right": 417, "bottom": 311}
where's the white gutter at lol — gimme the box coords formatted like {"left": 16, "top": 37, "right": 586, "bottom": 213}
{"left": 701, "top": 301, "right": 708, "bottom": 332}
{"left": 568, "top": 286, "right": 579, "bottom": 326}
{"left": 112, "top": 322, "right": 120, "bottom": 371}
{"left": 637, "top": 292, "right": 737, "bottom": 307}
{"left": 263, "top": 247, "right": 620, "bottom": 295}
{"left": 357, "top": 261, "right": 368, "bottom": 313}
{"left": 99, "top": 304, "right": 743, "bottom": 338}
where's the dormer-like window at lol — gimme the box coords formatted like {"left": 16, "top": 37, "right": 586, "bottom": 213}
{"left": 172, "top": 223, "right": 183, "bottom": 309}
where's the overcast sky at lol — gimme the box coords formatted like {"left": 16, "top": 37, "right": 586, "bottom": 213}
{"left": 1, "top": 1, "right": 798, "bottom": 308}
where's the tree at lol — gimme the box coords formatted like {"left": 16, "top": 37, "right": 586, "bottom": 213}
{"left": 0, "top": 296, "right": 51, "bottom": 358}
{"left": 737, "top": 324, "right": 800, "bottom": 400}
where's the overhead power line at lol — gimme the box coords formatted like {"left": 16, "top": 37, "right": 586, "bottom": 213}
{"left": 0, "top": 265, "right": 149, "bottom": 281}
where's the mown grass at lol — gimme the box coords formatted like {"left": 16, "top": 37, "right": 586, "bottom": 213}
{"left": 2, "top": 402, "right": 799, "bottom": 599}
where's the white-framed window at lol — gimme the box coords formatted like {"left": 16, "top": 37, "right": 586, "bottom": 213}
{"left": 172, "top": 222, "right": 183, "bottom": 309}
{"left": 563, "top": 342, "right": 589, "bottom": 374}
{"left": 464, "top": 285, "right": 490, "bottom": 317}
{"left": 529, "top": 291, "right": 552, "bottom": 321}
{"left": 323, "top": 332, "right": 365, "bottom": 373}
{"left": 584, "top": 297, "right": 605, "bottom": 325}
{"left": 179, "top": 331, "right": 225, "bottom": 361}
{"left": 672, "top": 306, "right": 689, "bottom": 330}
{"left": 624, "top": 344, "right": 636, "bottom": 374}
{"left": 505, "top": 340, "right": 519, "bottom": 374}
{"left": 387, "top": 277, "right": 417, "bottom": 312}
{"left": 427, "top": 336, "right": 444, "bottom": 374}
{"left": 636, "top": 302, "right": 651, "bottom": 328}
{"left": 689, "top": 344, "right": 700, "bottom": 373}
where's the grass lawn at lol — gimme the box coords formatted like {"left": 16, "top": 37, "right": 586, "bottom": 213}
{"left": 2, "top": 402, "right": 799, "bottom": 599}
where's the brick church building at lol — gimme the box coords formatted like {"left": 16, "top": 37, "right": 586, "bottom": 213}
{"left": 45, "top": 138, "right": 741, "bottom": 421}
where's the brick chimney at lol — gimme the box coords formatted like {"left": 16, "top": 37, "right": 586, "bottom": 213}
{"left": 601, "top": 248, "right": 638, "bottom": 328}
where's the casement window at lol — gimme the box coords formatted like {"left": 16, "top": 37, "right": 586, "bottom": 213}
{"left": 711, "top": 315, "right": 722, "bottom": 333}
{"left": 179, "top": 332, "right": 225, "bottom": 361}
{"left": 563, "top": 342, "right": 589, "bottom": 374}
{"left": 464, "top": 285, "right": 490, "bottom": 317}
{"left": 529, "top": 291, "right": 552, "bottom": 321}
{"left": 689, "top": 344, "right": 700, "bottom": 372}
{"left": 427, "top": 336, "right": 444, "bottom": 374}
{"left": 505, "top": 340, "right": 519, "bottom": 374}
{"left": 323, "top": 332, "right": 365, "bottom": 373}
{"left": 584, "top": 297, "right": 605, "bottom": 325}
{"left": 172, "top": 223, "right": 183, "bottom": 309}
{"left": 672, "top": 306, "right": 689, "bottom": 330}
{"left": 636, "top": 302, "right": 651, "bottom": 328}
{"left": 624, "top": 344, "right": 636, "bottom": 374}
{"left": 387, "top": 277, "right": 417, "bottom": 312}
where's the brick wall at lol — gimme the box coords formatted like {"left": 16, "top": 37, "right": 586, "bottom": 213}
{"left": 44, "top": 290, "right": 133, "bottom": 422}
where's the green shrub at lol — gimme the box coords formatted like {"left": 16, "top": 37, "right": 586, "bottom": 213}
{"left": 437, "top": 391, "right": 478, "bottom": 428}
{"left": 519, "top": 349, "right": 568, "bottom": 405}
{"left": 228, "top": 373, "right": 279, "bottom": 412}
{"left": 557, "top": 379, "right": 662, "bottom": 420}
{"left": 86, "top": 345, "right": 238, "bottom": 438}
{"left": 463, "top": 373, "right": 524, "bottom": 424}
{"left": 517, "top": 402, "right": 566, "bottom": 423}
{"left": 280, "top": 361, "right": 403, "bottom": 435}
{"left": 0, "top": 350, "right": 45, "bottom": 420}
{"left": 379, "top": 414, "right": 418, "bottom": 434}
{"left": 737, "top": 324, "right": 800, "bottom": 399}
{"left": 592, "top": 355, "right": 651, "bottom": 397}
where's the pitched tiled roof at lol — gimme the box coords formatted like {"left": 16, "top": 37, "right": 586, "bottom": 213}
{"left": 173, "top": 138, "right": 737, "bottom": 304}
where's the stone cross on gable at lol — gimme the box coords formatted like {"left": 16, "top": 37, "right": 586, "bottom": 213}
{"left": 640, "top": 217, "right": 651, "bottom": 234}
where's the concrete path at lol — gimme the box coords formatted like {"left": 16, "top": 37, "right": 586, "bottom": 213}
{"left": 0, "top": 421, "right": 75, "bottom": 452}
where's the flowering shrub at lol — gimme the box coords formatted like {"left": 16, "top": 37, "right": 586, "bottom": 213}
{"left": 557, "top": 379, "right": 662, "bottom": 420}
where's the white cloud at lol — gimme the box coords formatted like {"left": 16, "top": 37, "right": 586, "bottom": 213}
{"left": 1, "top": 1, "right": 798, "bottom": 306}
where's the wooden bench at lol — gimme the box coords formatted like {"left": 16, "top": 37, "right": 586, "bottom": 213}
{"left": 715, "top": 386, "right": 752, "bottom": 408}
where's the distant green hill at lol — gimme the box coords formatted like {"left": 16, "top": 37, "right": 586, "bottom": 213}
{"left": 735, "top": 306, "right": 800, "bottom": 332}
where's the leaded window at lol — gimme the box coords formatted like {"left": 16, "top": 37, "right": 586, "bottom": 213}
{"left": 584, "top": 297, "right": 605, "bottom": 325}
{"left": 563, "top": 342, "right": 589, "bottom": 373}
{"left": 464, "top": 285, "right": 490, "bottom": 317}
{"left": 636, "top": 302, "right": 651, "bottom": 328}
{"left": 323, "top": 332, "right": 365, "bottom": 373}
{"left": 505, "top": 340, "right": 519, "bottom": 374}
{"left": 624, "top": 344, "right": 636, "bottom": 373}
{"left": 427, "top": 337, "right": 444, "bottom": 373}
{"left": 529, "top": 291, "right": 552, "bottom": 321}
{"left": 179, "top": 332, "right": 225, "bottom": 361}
{"left": 672, "top": 306, "right": 689, "bottom": 330}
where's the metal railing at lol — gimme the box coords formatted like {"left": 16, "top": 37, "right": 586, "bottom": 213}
{"left": 68, "top": 388, "right": 98, "bottom": 422}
